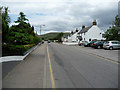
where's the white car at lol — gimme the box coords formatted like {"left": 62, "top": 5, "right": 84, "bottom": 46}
{"left": 103, "top": 41, "right": 120, "bottom": 50}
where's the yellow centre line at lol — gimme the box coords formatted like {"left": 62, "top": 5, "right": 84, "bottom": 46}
{"left": 47, "top": 46, "right": 56, "bottom": 89}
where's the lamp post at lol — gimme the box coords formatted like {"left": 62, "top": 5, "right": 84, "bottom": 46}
{"left": 40, "top": 25, "right": 45, "bottom": 35}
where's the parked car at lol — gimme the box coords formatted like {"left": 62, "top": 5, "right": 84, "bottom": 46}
{"left": 103, "top": 41, "right": 120, "bottom": 50}
{"left": 87, "top": 41, "right": 97, "bottom": 47}
{"left": 83, "top": 41, "right": 89, "bottom": 47}
{"left": 79, "top": 41, "right": 88, "bottom": 46}
{"left": 92, "top": 41, "right": 105, "bottom": 49}
{"left": 48, "top": 40, "right": 51, "bottom": 43}
{"left": 78, "top": 41, "right": 83, "bottom": 46}
{"left": 41, "top": 40, "right": 44, "bottom": 44}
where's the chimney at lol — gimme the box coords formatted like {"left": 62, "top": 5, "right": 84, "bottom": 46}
{"left": 93, "top": 19, "right": 97, "bottom": 25}
{"left": 71, "top": 31, "right": 74, "bottom": 34}
{"left": 82, "top": 25, "right": 85, "bottom": 29}
{"left": 76, "top": 28, "right": 79, "bottom": 32}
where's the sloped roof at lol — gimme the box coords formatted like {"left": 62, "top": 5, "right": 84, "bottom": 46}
{"left": 78, "top": 25, "right": 93, "bottom": 34}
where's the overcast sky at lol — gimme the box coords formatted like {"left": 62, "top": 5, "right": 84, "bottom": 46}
{"left": 1, "top": 0, "right": 119, "bottom": 35}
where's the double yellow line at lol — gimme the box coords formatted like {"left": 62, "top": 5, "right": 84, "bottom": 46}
{"left": 47, "top": 46, "right": 56, "bottom": 89}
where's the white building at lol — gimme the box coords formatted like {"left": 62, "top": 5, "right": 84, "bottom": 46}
{"left": 62, "top": 29, "right": 80, "bottom": 45}
{"left": 62, "top": 20, "right": 105, "bottom": 45}
{"left": 64, "top": 29, "right": 79, "bottom": 42}
{"left": 78, "top": 20, "right": 105, "bottom": 42}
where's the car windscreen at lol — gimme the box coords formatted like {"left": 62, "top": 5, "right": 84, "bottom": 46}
{"left": 104, "top": 42, "right": 109, "bottom": 44}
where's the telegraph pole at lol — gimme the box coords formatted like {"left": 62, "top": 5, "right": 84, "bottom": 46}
{"left": 40, "top": 25, "right": 45, "bottom": 35}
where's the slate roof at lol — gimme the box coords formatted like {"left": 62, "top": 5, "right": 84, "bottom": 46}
{"left": 78, "top": 25, "right": 93, "bottom": 34}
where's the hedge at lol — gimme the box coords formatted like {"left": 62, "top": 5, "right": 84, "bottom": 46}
{"left": 2, "top": 44, "right": 35, "bottom": 56}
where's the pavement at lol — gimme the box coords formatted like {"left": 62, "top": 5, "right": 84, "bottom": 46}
{"left": 2, "top": 44, "right": 51, "bottom": 88}
{"left": 2, "top": 61, "right": 21, "bottom": 78}
{"left": 2, "top": 43, "right": 119, "bottom": 88}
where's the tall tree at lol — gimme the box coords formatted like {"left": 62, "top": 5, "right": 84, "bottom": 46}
{"left": 54, "top": 32, "right": 64, "bottom": 42}
{"left": 2, "top": 7, "right": 11, "bottom": 42}
{"left": 104, "top": 15, "right": 120, "bottom": 41}
{"left": 15, "top": 12, "right": 28, "bottom": 24}
{"left": 9, "top": 12, "right": 40, "bottom": 44}
{"left": 0, "top": 7, "right": 3, "bottom": 32}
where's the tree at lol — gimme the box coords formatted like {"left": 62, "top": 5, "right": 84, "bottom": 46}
{"left": 54, "top": 32, "right": 64, "bottom": 42}
{"left": 0, "top": 7, "right": 2, "bottom": 33}
{"left": 15, "top": 12, "right": 28, "bottom": 24}
{"left": 104, "top": 15, "right": 120, "bottom": 41}
{"left": 2, "top": 7, "right": 11, "bottom": 42}
{"left": 9, "top": 12, "right": 40, "bottom": 44}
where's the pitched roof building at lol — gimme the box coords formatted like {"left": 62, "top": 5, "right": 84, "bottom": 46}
{"left": 78, "top": 20, "right": 105, "bottom": 42}
{"left": 62, "top": 20, "right": 106, "bottom": 44}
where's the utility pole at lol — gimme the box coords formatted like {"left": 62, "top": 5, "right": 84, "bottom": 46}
{"left": 40, "top": 25, "right": 41, "bottom": 35}
{"left": 33, "top": 24, "right": 45, "bottom": 35}
{"left": 40, "top": 25, "right": 45, "bottom": 35}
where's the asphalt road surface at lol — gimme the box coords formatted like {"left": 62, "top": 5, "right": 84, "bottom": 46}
{"left": 48, "top": 43, "right": 118, "bottom": 88}
{"left": 3, "top": 43, "right": 118, "bottom": 88}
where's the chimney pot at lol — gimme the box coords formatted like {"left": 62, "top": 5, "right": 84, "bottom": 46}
{"left": 93, "top": 19, "right": 97, "bottom": 25}
{"left": 76, "top": 28, "right": 79, "bottom": 32}
{"left": 82, "top": 25, "right": 85, "bottom": 29}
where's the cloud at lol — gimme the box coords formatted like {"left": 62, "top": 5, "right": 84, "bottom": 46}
{"left": 1, "top": 0, "right": 119, "bottom": 35}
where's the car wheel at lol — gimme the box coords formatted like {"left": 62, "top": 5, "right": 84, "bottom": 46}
{"left": 98, "top": 46, "right": 101, "bottom": 49}
{"left": 104, "top": 48, "right": 107, "bottom": 50}
{"left": 109, "top": 46, "right": 113, "bottom": 50}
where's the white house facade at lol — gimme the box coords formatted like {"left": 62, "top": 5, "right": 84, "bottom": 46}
{"left": 78, "top": 20, "right": 105, "bottom": 42}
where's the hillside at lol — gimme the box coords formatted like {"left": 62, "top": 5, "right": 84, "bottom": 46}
{"left": 38, "top": 32, "right": 70, "bottom": 40}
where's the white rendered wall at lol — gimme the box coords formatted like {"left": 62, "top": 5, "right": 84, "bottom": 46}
{"left": 71, "top": 32, "right": 79, "bottom": 42}
{"left": 80, "top": 25, "right": 105, "bottom": 42}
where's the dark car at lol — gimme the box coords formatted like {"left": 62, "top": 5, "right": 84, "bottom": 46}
{"left": 87, "top": 41, "right": 97, "bottom": 47}
{"left": 92, "top": 41, "right": 105, "bottom": 49}
{"left": 48, "top": 40, "right": 51, "bottom": 43}
{"left": 41, "top": 40, "right": 44, "bottom": 44}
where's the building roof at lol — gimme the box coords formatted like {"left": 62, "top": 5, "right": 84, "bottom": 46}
{"left": 78, "top": 25, "right": 93, "bottom": 34}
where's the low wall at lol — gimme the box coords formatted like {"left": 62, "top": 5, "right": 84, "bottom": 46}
{"left": 1, "top": 44, "right": 39, "bottom": 63}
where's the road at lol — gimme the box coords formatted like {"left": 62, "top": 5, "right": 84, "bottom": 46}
{"left": 48, "top": 43, "right": 118, "bottom": 88}
{"left": 3, "top": 43, "right": 118, "bottom": 88}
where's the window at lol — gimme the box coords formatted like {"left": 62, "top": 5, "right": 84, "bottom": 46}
{"left": 84, "top": 38, "right": 85, "bottom": 40}
{"left": 111, "top": 42, "right": 118, "bottom": 44}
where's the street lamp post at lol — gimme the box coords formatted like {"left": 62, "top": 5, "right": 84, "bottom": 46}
{"left": 40, "top": 25, "right": 45, "bottom": 35}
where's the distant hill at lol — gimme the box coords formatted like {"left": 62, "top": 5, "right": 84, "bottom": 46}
{"left": 38, "top": 32, "right": 70, "bottom": 40}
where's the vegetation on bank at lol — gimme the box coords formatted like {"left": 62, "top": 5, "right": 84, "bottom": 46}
{"left": 1, "top": 7, "right": 41, "bottom": 56}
